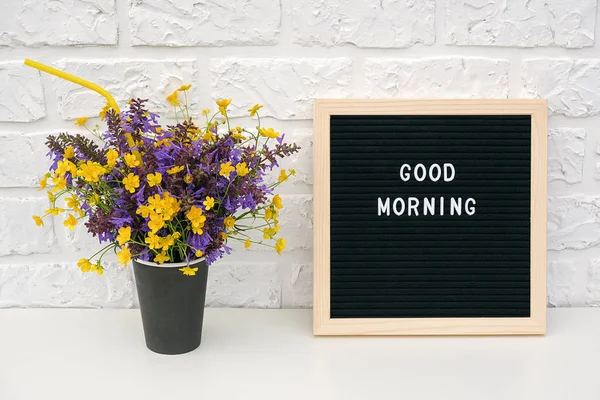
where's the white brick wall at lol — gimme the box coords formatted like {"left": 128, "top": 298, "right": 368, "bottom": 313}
{"left": 0, "top": 0, "right": 599, "bottom": 309}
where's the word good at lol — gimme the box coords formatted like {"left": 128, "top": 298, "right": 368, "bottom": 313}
{"left": 377, "top": 162, "right": 477, "bottom": 217}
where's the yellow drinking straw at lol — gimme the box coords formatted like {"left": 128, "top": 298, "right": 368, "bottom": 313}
{"left": 23, "top": 58, "right": 141, "bottom": 163}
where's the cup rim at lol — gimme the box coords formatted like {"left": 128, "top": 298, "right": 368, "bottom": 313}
{"left": 133, "top": 257, "right": 206, "bottom": 268}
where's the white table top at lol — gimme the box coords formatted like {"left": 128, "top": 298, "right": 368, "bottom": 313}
{"left": 1, "top": 308, "right": 599, "bottom": 400}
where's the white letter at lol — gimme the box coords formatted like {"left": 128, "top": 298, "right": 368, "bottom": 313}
{"left": 414, "top": 164, "right": 426, "bottom": 182}
{"left": 393, "top": 198, "right": 405, "bottom": 216}
{"left": 465, "top": 198, "right": 476, "bottom": 216}
{"left": 440, "top": 197, "right": 444, "bottom": 216}
{"left": 378, "top": 197, "right": 390, "bottom": 216}
{"left": 429, "top": 164, "right": 441, "bottom": 182}
{"left": 408, "top": 197, "right": 419, "bottom": 216}
{"left": 450, "top": 198, "right": 462, "bottom": 216}
{"left": 399, "top": 164, "right": 411, "bottom": 181}
{"left": 444, "top": 163, "right": 456, "bottom": 182}
{"left": 423, "top": 197, "right": 435, "bottom": 215}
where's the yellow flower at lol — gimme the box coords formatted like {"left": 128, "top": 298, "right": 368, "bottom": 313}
{"left": 244, "top": 238, "right": 251, "bottom": 249}
{"left": 275, "top": 238, "right": 286, "bottom": 255}
{"left": 259, "top": 127, "right": 279, "bottom": 139}
{"left": 236, "top": 162, "right": 249, "bottom": 177}
{"left": 264, "top": 207, "right": 277, "bottom": 221}
{"left": 184, "top": 174, "right": 193, "bottom": 184}
{"left": 224, "top": 216, "right": 235, "bottom": 230}
{"left": 46, "top": 207, "right": 65, "bottom": 216}
{"left": 177, "top": 84, "right": 192, "bottom": 91}
{"left": 136, "top": 205, "right": 152, "bottom": 218}
{"left": 106, "top": 149, "right": 118, "bottom": 168}
{"left": 195, "top": 250, "right": 203, "bottom": 257}
{"left": 117, "top": 246, "right": 132, "bottom": 265}
{"left": 63, "top": 146, "right": 75, "bottom": 159}
{"left": 74, "top": 117, "right": 88, "bottom": 126}
{"left": 51, "top": 176, "right": 67, "bottom": 192}
{"left": 154, "top": 252, "right": 170, "bottom": 264}
{"left": 216, "top": 98, "right": 232, "bottom": 108}
{"left": 220, "top": 232, "right": 228, "bottom": 240}
{"left": 47, "top": 191, "right": 55, "bottom": 202}
{"left": 203, "top": 196, "right": 215, "bottom": 211}
{"left": 202, "top": 130, "right": 215, "bottom": 141}
{"left": 167, "top": 165, "right": 184, "bottom": 175}
{"left": 63, "top": 214, "right": 78, "bottom": 231}
{"left": 248, "top": 104, "right": 263, "bottom": 117}
{"left": 166, "top": 91, "right": 180, "bottom": 106}
{"left": 99, "top": 103, "right": 111, "bottom": 120}
{"left": 289, "top": 169, "right": 296, "bottom": 176}
{"left": 144, "top": 232, "right": 161, "bottom": 249}
{"left": 202, "top": 108, "right": 210, "bottom": 116}
{"left": 65, "top": 195, "right": 80, "bottom": 210}
{"left": 91, "top": 264, "right": 104, "bottom": 275}
{"left": 219, "top": 162, "right": 235, "bottom": 178}
{"left": 32, "top": 215, "right": 44, "bottom": 227}
{"left": 146, "top": 172, "right": 162, "bottom": 187}
{"left": 117, "top": 226, "right": 131, "bottom": 246}
{"left": 122, "top": 173, "right": 140, "bottom": 193}
{"left": 278, "top": 169, "right": 288, "bottom": 183}
{"left": 148, "top": 212, "right": 165, "bottom": 233}
{"left": 77, "top": 258, "right": 92, "bottom": 273}
{"left": 232, "top": 132, "right": 246, "bottom": 141}
{"left": 173, "top": 232, "right": 181, "bottom": 239}
{"left": 216, "top": 99, "right": 231, "bottom": 115}
{"left": 39, "top": 173, "right": 49, "bottom": 190}
{"left": 186, "top": 206, "right": 206, "bottom": 235}
{"left": 56, "top": 159, "right": 77, "bottom": 177}
{"left": 263, "top": 227, "right": 276, "bottom": 240}
{"left": 124, "top": 153, "right": 140, "bottom": 168}
{"left": 179, "top": 266, "right": 198, "bottom": 276}
{"left": 159, "top": 235, "right": 175, "bottom": 251}
{"left": 273, "top": 194, "right": 283, "bottom": 209}
{"left": 77, "top": 161, "right": 106, "bottom": 183}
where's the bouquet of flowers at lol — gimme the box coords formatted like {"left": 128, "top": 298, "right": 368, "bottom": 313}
{"left": 33, "top": 86, "right": 300, "bottom": 276}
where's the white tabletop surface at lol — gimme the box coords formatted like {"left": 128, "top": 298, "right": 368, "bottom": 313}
{"left": 1, "top": 308, "right": 599, "bottom": 400}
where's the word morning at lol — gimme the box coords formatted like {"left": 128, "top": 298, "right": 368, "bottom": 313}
{"left": 377, "top": 163, "right": 477, "bottom": 217}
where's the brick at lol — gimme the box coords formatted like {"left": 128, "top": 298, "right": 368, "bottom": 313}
{"left": 0, "top": 0, "right": 117, "bottom": 47}
{"left": 289, "top": 264, "right": 312, "bottom": 308}
{"left": 0, "top": 133, "right": 51, "bottom": 187}
{"left": 292, "top": 0, "right": 435, "bottom": 48}
{"left": 206, "top": 262, "right": 281, "bottom": 308}
{"left": 65, "top": 223, "right": 105, "bottom": 254}
{"left": 548, "top": 128, "right": 585, "bottom": 184}
{"left": 0, "top": 262, "right": 134, "bottom": 308}
{"left": 522, "top": 59, "right": 600, "bottom": 117}
{"left": 446, "top": 0, "right": 596, "bottom": 48}
{"left": 0, "top": 197, "right": 55, "bottom": 256}
{"left": 547, "top": 258, "right": 587, "bottom": 306}
{"left": 548, "top": 196, "right": 600, "bottom": 250}
{"left": 587, "top": 260, "right": 600, "bottom": 306}
{"left": 51, "top": 59, "right": 197, "bottom": 120}
{"left": 210, "top": 58, "right": 352, "bottom": 119}
{"left": 364, "top": 57, "right": 509, "bottom": 98}
{"left": 130, "top": 0, "right": 280, "bottom": 46}
{"left": 0, "top": 62, "right": 46, "bottom": 122}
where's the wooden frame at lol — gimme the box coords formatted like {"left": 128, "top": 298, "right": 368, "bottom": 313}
{"left": 313, "top": 99, "right": 547, "bottom": 336}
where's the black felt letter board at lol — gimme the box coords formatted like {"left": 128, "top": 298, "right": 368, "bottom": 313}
{"left": 329, "top": 115, "right": 531, "bottom": 319}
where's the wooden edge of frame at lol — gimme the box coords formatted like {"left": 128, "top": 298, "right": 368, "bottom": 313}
{"left": 313, "top": 99, "right": 548, "bottom": 336}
